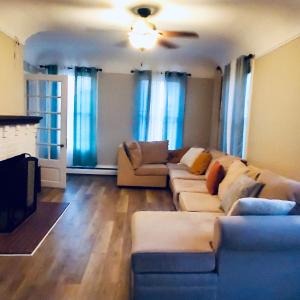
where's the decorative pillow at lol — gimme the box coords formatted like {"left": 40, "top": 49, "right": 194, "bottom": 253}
{"left": 228, "top": 197, "right": 296, "bottom": 216}
{"left": 125, "top": 141, "right": 142, "bottom": 169}
{"left": 139, "top": 141, "right": 169, "bottom": 164}
{"left": 257, "top": 170, "right": 300, "bottom": 202}
{"left": 168, "top": 147, "right": 190, "bottom": 163}
{"left": 180, "top": 147, "right": 204, "bottom": 168}
{"left": 246, "top": 165, "right": 262, "bottom": 180}
{"left": 206, "top": 161, "right": 226, "bottom": 195}
{"left": 189, "top": 151, "right": 212, "bottom": 175}
{"left": 205, "top": 154, "right": 240, "bottom": 180}
{"left": 220, "top": 175, "right": 265, "bottom": 214}
{"left": 218, "top": 160, "right": 249, "bottom": 201}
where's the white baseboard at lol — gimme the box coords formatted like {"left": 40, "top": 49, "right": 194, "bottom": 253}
{"left": 67, "top": 167, "right": 117, "bottom": 175}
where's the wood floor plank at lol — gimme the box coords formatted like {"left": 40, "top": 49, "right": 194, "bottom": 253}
{"left": 0, "top": 175, "right": 174, "bottom": 300}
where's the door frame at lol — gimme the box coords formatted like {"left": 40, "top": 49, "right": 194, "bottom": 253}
{"left": 25, "top": 74, "right": 68, "bottom": 188}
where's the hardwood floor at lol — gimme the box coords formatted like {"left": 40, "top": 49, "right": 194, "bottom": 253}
{"left": 0, "top": 175, "right": 174, "bottom": 300}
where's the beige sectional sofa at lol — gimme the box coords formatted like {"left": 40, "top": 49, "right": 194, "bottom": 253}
{"left": 131, "top": 149, "right": 300, "bottom": 300}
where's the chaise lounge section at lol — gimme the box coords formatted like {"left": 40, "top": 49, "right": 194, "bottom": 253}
{"left": 132, "top": 211, "right": 300, "bottom": 300}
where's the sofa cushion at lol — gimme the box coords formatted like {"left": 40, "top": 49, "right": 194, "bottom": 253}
{"left": 132, "top": 211, "right": 219, "bottom": 273}
{"left": 139, "top": 141, "right": 169, "bottom": 164}
{"left": 189, "top": 151, "right": 212, "bottom": 175}
{"left": 167, "top": 163, "right": 188, "bottom": 170}
{"left": 171, "top": 179, "right": 208, "bottom": 209}
{"left": 206, "top": 161, "right": 226, "bottom": 195}
{"left": 228, "top": 198, "right": 296, "bottom": 216}
{"left": 218, "top": 160, "right": 249, "bottom": 201}
{"left": 220, "top": 175, "right": 265, "bottom": 214}
{"left": 169, "top": 168, "right": 206, "bottom": 182}
{"left": 257, "top": 170, "right": 300, "bottom": 203}
{"left": 179, "top": 192, "right": 224, "bottom": 213}
{"left": 168, "top": 147, "right": 190, "bottom": 163}
{"left": 135, "top": 164, "right": 169, "bottom": 176}
{"left": 124, "top": 141, "right": 142, "bottom": 169}
{"left": 180, "top": 147, "right": 204, "bottom": 168}
{"left": 171, "top": 179, "right": 208, "bottom": 194}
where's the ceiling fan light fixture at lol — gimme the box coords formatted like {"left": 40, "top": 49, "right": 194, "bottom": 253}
{"left": 128, "top": 19, "right": 159, "bottom": 50}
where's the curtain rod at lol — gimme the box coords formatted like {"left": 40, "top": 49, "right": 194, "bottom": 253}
{"left": 39, "top": 65, "right": 102, "bottom": 72}
{"left": 130, "top": 70, "right": 191, "bottom": 77}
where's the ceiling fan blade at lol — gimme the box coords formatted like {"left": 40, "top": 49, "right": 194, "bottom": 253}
{"left": 158, "top": 39, "right": 179, "bottom": 49}
{"left": 30, "top": 0, "right": 112, "bottom": 9}
{"left": 161, "top": 31, "right": 199, "bottom": 38}
{"left": 115, "top": 40, "right": 129, "bottom": 48}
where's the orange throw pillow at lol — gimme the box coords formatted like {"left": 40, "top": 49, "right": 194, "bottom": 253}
{"left": 168, "top": 147, "right": 190, "bottom": 163}
{"left": 206, "top": 161, "right": 225, "bottom": 195}
{"left": 189, "top": 151, "right": 212, "bottom": 175}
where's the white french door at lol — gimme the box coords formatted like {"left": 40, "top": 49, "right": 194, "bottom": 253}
{"left": 26, "top": 74, "right": 68, "bottom": 188}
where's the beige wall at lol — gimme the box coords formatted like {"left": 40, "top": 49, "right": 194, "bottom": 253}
{"left": 183, "top": 77, "right": 213, "bottom": 148}
{"left": 0, "top": 31, "right": 25, "bottom": 115}
{"left": 98, "top": 73, "right": 214, "bottom": 166}
{"left": 247, "top": 37, "right": 300, "bottom": 181}
{"left": 98, "top": 73, "right": 134, "bottom": 166}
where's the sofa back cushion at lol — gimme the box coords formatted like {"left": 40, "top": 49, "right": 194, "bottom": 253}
{"left": 220, "top": 175, "right": 264, "bottom": 214}
{"left": 229, "top": 197, "right": 296, "bottom": 216}
{"left": 246, "top": 165, "right": 262, "bottom": 180}
{"left": 139, "top": 141, "right": 169, "bottom": 164}
{"left": 206, "top": 161, "right": 226, "bottom": 195}
{"left": 257, "top": 170, "right": 300, "bottom": 203}
{"left": 189, "top": 151, "right": 212, "bottom": 175}
{"left": 180, "top": 147, "right": 204, "bottom": 168}
{"left": 124, "top": 141, "right": 142, "bottom": 169}
{"left": 205, "top": 154, "right": 240, "bottom": 180}
{"left": 168, "top": 147, "right": 190, "bottom": 163}
{"left": 218, "top": 160, "right": 249, "bottom": 201}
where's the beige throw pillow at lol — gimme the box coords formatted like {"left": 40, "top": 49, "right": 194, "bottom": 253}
{"left": 139, "top": 141, "right": 169, "bottom": 164}
{"left": 180, "top": 147, "right": 204, "bottom": 168}
{"left": 218, "top": 160, "right": 249, "bottom": 201}
{"left": 125, "top": 141, "right": 142, "bottom": 169}
{"left": 257, "top": 170, "right": 300, "bottom": 201}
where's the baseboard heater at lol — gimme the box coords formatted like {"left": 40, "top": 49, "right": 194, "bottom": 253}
{"left": 0, "top": 154, "right": 39, "bottom": 232}
{"left": 67, "top": 165, "right": 117, "bottom": 175}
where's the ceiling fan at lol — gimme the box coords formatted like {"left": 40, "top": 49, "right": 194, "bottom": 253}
{"left": 24, "top": 0, "right": 112, "bottom": 9}
{"left": 123, "top": 6, "right": 199, "bottom": 51}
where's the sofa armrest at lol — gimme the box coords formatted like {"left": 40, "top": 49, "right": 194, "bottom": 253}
{"left": 118, "top": 144, "right": 135, "bottom": 173}
{"left": 213, "top": 216, "right": 300, "bottom": 251}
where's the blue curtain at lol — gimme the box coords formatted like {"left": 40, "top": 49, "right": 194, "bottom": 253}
{"left": 230, "top": 56, "right": 252, "bottom": 157}
{"left": 219, "top": 64, "right": 231, "bottom": 152}
{"left": 164, "top": 72, "right": 187, "bottom": 149}
{"left": 73, "top": 67, "right": 98, "bottom": 167}
{"left": 133, "top": 70, "right": 152, "bottom": 141}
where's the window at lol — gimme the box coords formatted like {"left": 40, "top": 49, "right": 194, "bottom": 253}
{"left": 242, "top": 72, "right": 252, "bottom": 158}
{"left": 133, "top": 71, "right": 187, "bottom": 150}
{"left": 219, "top": 55, "right": 253, "bottom": 158}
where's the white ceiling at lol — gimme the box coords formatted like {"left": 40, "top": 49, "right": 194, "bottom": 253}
{"left": 1, "top": 0, "right": 300, "bottom": 77}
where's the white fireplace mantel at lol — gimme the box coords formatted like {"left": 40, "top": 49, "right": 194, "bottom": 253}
{"left": 0, "top": 116, "right": 41, "bottom": 161}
